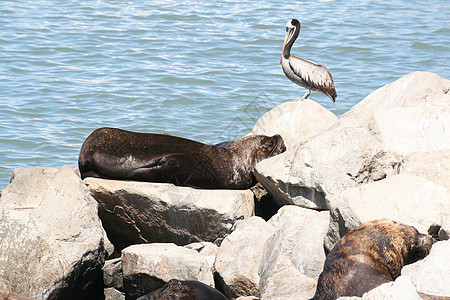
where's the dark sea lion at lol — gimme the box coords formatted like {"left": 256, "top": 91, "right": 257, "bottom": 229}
{"left": 311, "top": 219, "right": 434, "bottom": 300}
{"left": 78, "top": 127, "right": 285, "bottom": 189}
{"left": 136, "top": 279, "right": 228, "bottom": 300}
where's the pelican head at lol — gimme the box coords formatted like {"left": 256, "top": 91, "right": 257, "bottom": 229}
{"left": 281, "top": 19, "right": 301, "bottom": 64}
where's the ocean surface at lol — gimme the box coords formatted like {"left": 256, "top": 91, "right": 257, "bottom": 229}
{"left": 1, "top": 0, "right": 449, "bottom": 190}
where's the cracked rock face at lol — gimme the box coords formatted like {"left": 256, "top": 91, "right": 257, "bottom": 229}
{"left": 0, "top": 165, "right": 107, "bottom": 300}
{"left": 84, "top": 178, "right": 255, "bottom": 251}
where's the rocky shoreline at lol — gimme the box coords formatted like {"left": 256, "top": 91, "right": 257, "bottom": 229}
{"left": 0, "top": 71, "right": 449, "bottom": 299}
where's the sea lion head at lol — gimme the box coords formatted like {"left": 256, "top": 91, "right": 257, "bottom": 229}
{"left": 344, "top": 220, "right": 434, "bottom": 277}
{"left": 257, "top": 134, "right": 287, "bottom": 160}
{"left": 231, "top": 134, "right": 286, "bottom": 165}
{"left": 311, "top": 219, "right": 435, "bottom": 300}
{"left": 403, "top": 224, "right": 434, "bottom": 265}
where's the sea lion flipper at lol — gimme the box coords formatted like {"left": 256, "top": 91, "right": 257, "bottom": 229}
{"left": 125, "top": 154, "right": 187, "bottom": 183}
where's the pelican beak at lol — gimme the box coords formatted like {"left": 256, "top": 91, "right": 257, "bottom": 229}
{"left": 280, "top": 31, "right": 289, "bottom": 64}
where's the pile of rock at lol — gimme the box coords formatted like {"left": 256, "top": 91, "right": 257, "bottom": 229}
{"left": 0, "top": 72, "right": 449, "bottom": 299}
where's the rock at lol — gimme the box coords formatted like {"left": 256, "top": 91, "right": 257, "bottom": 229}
{"left": 103, "top": 258, "right": 123, "bottom": 290}
{"left": 104, "top": 288, "right": 125, "bottom": 300}
{"left": 121, "top": 243, "right": 214, "bottom": 299}
{"left": 214, "top": 217, "right": 276, "bottom": 298}
{"left": 438, "top": 218, "right": 450, "bottom": 241}
{"left": 341, "top": 71, "right": 450, "bottom": 128}
{"left": 259, "top": 206, "right": 329, "bottom": 300}
{"left": 260, "top": 270, "right": 317, "bottom": 300}
{"left": 401, "top": 240, "right": 450, "bottom": 297}
{"left": 251, "top": 183, "right": 281, "bottom": 221}
{"left": 254, "top": 119, "right": 398, "bottom": 209}
{"left": 84, "top": 178, "right": 254, "bottom": 251}
{"left": 397, "top": 150, "right": 450, "bottom": 188}
{"left": 328, "top": 173, "right": 450, "bottom": 250}
{"left": 184, "top": 242, "right": 219, "bottom": 270}
{"left": 249, "top": 99, "right": 337, "bottom": 150}
{"left": 0, "top": 166, "right": 107, "bottom": 299}
{"left": 0, "top": 291, "right": 35, "bottom": 300}
{"left": 368, "top": 105, "right": 450, "bottom": 156}
{"left": 337, "top": 276, "right": 423, "bottom": 300}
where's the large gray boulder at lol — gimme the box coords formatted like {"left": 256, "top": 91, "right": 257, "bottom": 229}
{"left": 327, "top": 173, "right": 450, "bottom": 249}
{"left": 368, "top": 104, "right": 450, "bottom": 156}
{"left": 214, "top": 217, "right": 276, "bottom": 298}
{"left": 341, "top": 71, "right": 450, "bottom": 128}
{"left": 0, "top": 166, "right": 107, "bottom": 299}
{"left": 248, "top": 99, "right": 337, "bottom": 150}
{"left": 254, "top": 119, "right": 398, "bottom": 209}
{"left": 254, "top": 71, "right": 449, "bottom": 213}
{"left": 121, "top": 243, "right": 214, "bottom": 299}
{"left": 84, "top": 178, "right": 254, "bottom": 250}
{"left": 397, "top": 150, "right": 450, "bottom": 188}
{"left": 103, "top": 258, "right": 123, "bottom": 291}
{"left": 258, "top": 206, "right": 329, "bottom": 300}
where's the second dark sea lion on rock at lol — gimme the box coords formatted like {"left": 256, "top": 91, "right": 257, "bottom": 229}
{"left": 311, "top": 219, "right": 434, "bottom": 300}
{"left": 78, "top": 127, "right": 285, "bottom": 189}
{"left": 136, "top": 279, "right": 228, "bottom": 300}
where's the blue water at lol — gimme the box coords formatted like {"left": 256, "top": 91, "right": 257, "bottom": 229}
{"left": 1, "top": 0, "right": 449, "bottom": 190}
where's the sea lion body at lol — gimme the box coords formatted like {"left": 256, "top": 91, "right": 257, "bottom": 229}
{"left": 78, "top": 127, "right": 285, "bottom": 189}
{"left": 311, "top": 219, "right": 433, "bottom": 300}
{"left": 137, "top": 279, "right": 228, "bottom": 300}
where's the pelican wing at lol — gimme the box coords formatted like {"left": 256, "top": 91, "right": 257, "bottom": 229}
{"left": 289, "top": 55, "right": 337, "bottom": 100}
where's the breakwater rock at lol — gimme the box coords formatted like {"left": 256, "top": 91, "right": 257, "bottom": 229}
{"left": 0, "top": 71, "right": 449, "bottom": 299}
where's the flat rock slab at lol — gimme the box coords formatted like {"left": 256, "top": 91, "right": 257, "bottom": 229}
{"left": 0, "top": 166, "right": 107, "bottom": 299}
{"left": 84, "top": 178, "right": 254, "bottom": 251}
{"left": 121, "top": 243, "right": 214, "bottom": 299}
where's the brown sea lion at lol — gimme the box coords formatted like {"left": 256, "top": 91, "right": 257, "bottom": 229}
{"left": 136, "top": 279, "right": 228, "bottom": 300}
{"left": 311, "top": 219, "right": 434, "bottom": 300}
{"left": 78, "top": 127, "right": 285, "bottom": 189}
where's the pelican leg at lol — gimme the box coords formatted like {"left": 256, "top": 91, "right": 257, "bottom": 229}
{"left": 300, "top": 90, "right": 311, "bottom": 101}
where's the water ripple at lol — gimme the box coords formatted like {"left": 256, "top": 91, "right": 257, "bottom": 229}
{"left": 1, "top": 0, "right": 449, "bottom": 188}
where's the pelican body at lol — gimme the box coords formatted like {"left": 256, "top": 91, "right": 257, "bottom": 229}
{"left": 281, "top": 19, "right": 337, "bottom": 102}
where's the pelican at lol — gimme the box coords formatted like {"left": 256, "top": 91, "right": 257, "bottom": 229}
{"left": 280, "top": 19, "right": 337, "bottom": 102}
